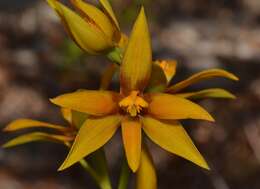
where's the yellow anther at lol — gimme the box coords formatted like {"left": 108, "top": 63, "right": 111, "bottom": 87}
{"left": 119, "top": 91, "right": 148, "bottom": 117}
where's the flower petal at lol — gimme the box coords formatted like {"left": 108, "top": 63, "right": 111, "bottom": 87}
{"left": 176, "top": 88, "right": 236, "bottom": 99}
{"left": 61, "top": 108, "right": 73, "bottom": 124}
{"left": 146, "top": 63, "right": 168, "bottom": 93}
{"left": 146, "top": 93, "right": 214, "bottom": 121}
{"left": 47, "top": 0, "right": 112, "bottom": 54}
{"left": 50, "top": 90, "right": 120, "bottom": 116}
{"left": 121, "top": 118, "right": 142, "bottom": 172}
{"left": 3, "top": 132, "right": 73, "bottom": 148}
{"left": 99, "top": 0, "right": 120, "bottom": 30}
{"left": 3, "top": 119, "right": 68, "bottom": 132}
{"left": 71, "top": 0, "right": 114, "bottom": 40}
{"left": 58, "top": 115, "right": 121, "bottom": 171}
{"left": 120, "top": 7, "right": 152, "bottom": 94}
{"left": 166, "top": 69, "right": 239, "bottom": 93}
{"left": 155, "top": 60, "right": 177, "bottom": 84}
{"left": 71, "top": 111, "right": 89, "bottom": 129}
{"left": 141, "top": 117, "right": 209, "bottom": 170}
{"left": 136, "top": 143, "right": 157, "bottom": 189}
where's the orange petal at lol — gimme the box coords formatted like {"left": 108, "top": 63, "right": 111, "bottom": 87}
{"left": 146, "top": 93, "right": 214, "bottom": 121}
{"left": 141, "top": 117, "right": 209, "bottom": 170}
{"left": 166, "top": 69, "right": 239, "bottom": 93}
{"left": 121, "top": 118, "right": 142, "bottom": 172}
{"left": 120, "top": 7, "right": 152, "bottom": 94}
{"left": 59, "top": 115, "right": 122, "bottom": 171}
{"left": 50, "top": 90, "right": 120, "bottom": 116}
{"left": 155, "top": 60, "right": 177, "bottom": 83}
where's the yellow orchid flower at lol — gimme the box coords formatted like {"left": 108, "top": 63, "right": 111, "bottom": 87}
{"left": 2, "top": 108, "right": 76, "bottom": 148}
{"left": 50, "top": 7, "right": 222, "bottom": 173}
{"left": 47, "top": 0, "right": 124, "bottom": 54}
{"left": 3, "top": 108, "right": 113, "bottom": 189}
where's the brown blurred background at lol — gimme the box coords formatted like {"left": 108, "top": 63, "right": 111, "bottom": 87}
{"left": 0, "top": 0, "right": 260, "bottom": 189}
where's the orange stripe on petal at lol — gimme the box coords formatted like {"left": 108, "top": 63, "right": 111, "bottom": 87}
{"left": 50, "top": 90, "right": 120, "bottom": 116}
{"left": 121, "top": 118, "right": 142, "bottom": 172}
{"left": 146, "top": 93, "right": 214, "bottom": 121}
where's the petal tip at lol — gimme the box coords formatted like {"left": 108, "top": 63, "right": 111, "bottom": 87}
{"left": 231, "top": 74, "right": 239, "bottom": 81}
{"left": 129, "top": 163, "right": 140, "bottom": 173}
{"left": 206, "top": 115, "right": 215, "bottom": 122}
{"left": 49, "top": 97, "right": 58, "bottom": 105}
{"left": 202, "top": 162, "right": 210, "bottom": 170}
{"left": 58, "top": 162, "right": 68, "bottom": 172}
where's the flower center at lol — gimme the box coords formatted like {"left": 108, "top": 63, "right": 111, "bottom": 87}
{"left": 119, "top": 91, "right": 148, "bottom": 117}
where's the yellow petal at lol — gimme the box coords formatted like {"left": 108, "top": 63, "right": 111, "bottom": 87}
{"left": 176, "top": 88, "right": 236, "bottom": 99}
{"left": 99, "top": 0, "right": 120, "bottom": 30}
{"left": 3, "top": 119, "right": 68, "bottom": 132}
{"left": 50, "top": 90, "right": 119, "bottom": 116}
{"left": 61, "top": 108, "right": 73, "bottom": 124}
{"left": 47, "top": 0, "right": 113, "bottom": 54}
{"left": 155, "top": 60, "right": 177, "bottom": 83}
{"left": 71, "top": 111, "right": 89, "bottom": 129}
{"left": 120, "top": 7, "right": 152, "bottom": 94}
{"left": 146, "top": 93, "right": 214, "bottom": 121}
{"left": 121, "top": 118, "right": 142, "bottom": 172}
{"left": 59, "top": 115, "right": 121, "bottom": 171}
{"left": 71, "top": 0, "right": 114, "bottom": 40}
{"left": 166, "top": 69, "right": 239, "bottom": 93}
{"left": 141, "top": 117, "right": 209, "bottom": 170}
{"left": 136, "top": 143, "right": 157, "bottom": 189}
{"left": 3, "top": 132, "right": 73, "bottom": 148}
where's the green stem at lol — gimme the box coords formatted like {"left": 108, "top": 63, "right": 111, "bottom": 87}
{"left": 117, "top": 157, "right": 131, "bottom": 189}
{"left": 80, "top": 159, "right": 100, "bottom": 184}
{"left": 107, "top": 47, "right": 123, "bottom": 65}
{"left": 80, "top": 159, "right": 112, "bottom": 189}
{"left": 65, "top": 143, "right": 112, "bottom": 189}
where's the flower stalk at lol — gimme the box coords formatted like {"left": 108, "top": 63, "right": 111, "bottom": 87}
{"left": 117, "top": 156, "right": 131, "bottom": 189}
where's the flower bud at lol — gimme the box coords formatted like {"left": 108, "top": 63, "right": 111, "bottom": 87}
{"left": 47, "top": 0, "right": 121, "bottom": 54}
